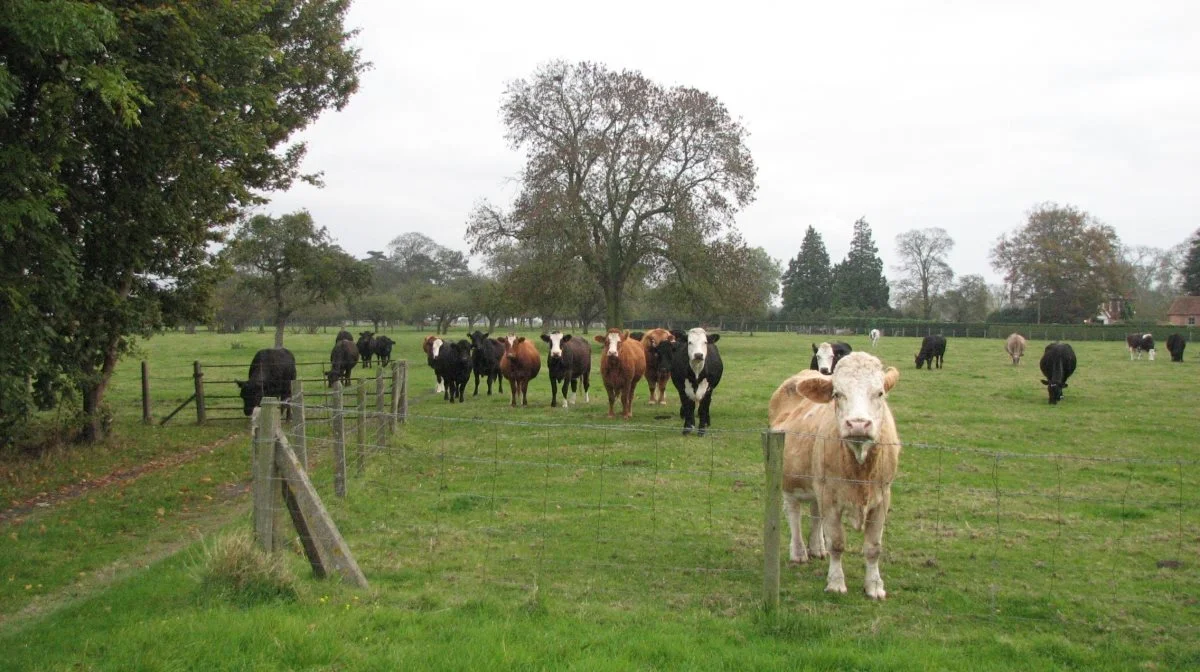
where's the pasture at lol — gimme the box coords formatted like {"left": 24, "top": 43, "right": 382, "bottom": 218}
{"left": 2, "top": 327, "right": 1199, "bottom": 670}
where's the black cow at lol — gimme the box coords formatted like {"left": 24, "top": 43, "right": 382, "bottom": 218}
{"left": 1126, "top": 333, "right": 1155, "bottom": 361}
{"left": 1039, "top": 342, "right": 1077, "bottom": 405}
{"left": 668, "top": 327, "right": 724, "bottom": 436}
{"left": 335, "top": 329, "right": 353, "bottom": 343}
{"left": 1166, "top": 334, "right": 1186, "bottom": 363}
{"left": 327, "top": 339, "right": 359, "bottom": 387}
{"left": 236, "top": 348, "right": 296, "bottom": 419}
{"left": 915, "top": 335, "right": 947, "bottom": 370}
{"left": 356, "top": 331, "right": 374, "bottom": 368}
{"left": 373, "top": 335, "right": 395, "bottom": 367}
{"left": 434, "top": 339, "right": 472, "bottom": 402}
{"left": 468, "top": 331, "right": 505, "bottom": 396}
{"left": 540, "top": 331, "right": 592, "bottom": 408}
{"left": 809, "top": 341, "right": 852, "bottom": 375}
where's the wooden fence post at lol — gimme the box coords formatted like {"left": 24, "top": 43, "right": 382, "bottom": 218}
{"left": 332, "top": 381, "right": 346, "bottom": 498}
{"left": 193, "top": 360, "right": 206, "bottom": 424}
{"left": 388, "top": 362, "right": 401, "bottom": 433}
{"left": 762, "top": 430, "right": 784, "bottom": 612}
{"left": 394, "top": 360, "right": 408, "bottom": 426}
{"left": 141, "top": 361, "right": 152, "bottom": 424}
{"left": 375, "top": 367, "right": 385, "bottom": 446}
{"left": 293, "top": 379, "right": 307, "bottom": 469}
{"left": 356, "top": 379, "right": 366, "bottom": 476}
{"left": 252, "top": 401, "right": 280, "bottom": 551}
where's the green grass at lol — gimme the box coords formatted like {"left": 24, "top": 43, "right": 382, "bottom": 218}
{"left": 2, "top": 327, "right": 1199, "bottom": 670}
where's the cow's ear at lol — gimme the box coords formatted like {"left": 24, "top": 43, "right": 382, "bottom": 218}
{"left": 595, "top": 334, "right": 606, "bottom": 343}
{"left": 540, "top": 334, "right": 552, "bottom": 343}
{"left": 561, "top": 334, "right": 572, "bottom": 343}
{"left": 812, "top": 343, "right": 819, "bottom": 353}
{"left": 1061, "top": 383, "right": 1068, "bottom": 388}
{"left": 1040, "top": 379, "right": 1049, "bottom": 386}
{"left": 708, "top": 334, "right": 720, "bottom": 343}
{"left": 883, "top": 367, "right": 900, "bottom": 392}
{"left": 515, "top": 337, "right": 526, "bottom": 344}
{"left": 234, "top": 380, "right": 246, "bottom": 390}
{"left": 629, "top": 331, "right": 644, "bottom": 342}
{"left": 796, "top": 375, "right": 834, "bottom": 404}
{"left": 670, "top": 330, "right": 686, "bottom": 342}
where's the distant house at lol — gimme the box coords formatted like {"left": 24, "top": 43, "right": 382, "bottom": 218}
{"left": 1167, "top": 296, "right": 1200, "bottom": 327}
{"left": 1095, "top": 297, "right": 1129, "bottom": 325}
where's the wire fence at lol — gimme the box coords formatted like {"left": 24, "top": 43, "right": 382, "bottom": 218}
{"left": 251, "top": 390, "right": 1200, "bottom": 635}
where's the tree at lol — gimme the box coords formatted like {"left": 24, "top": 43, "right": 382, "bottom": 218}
{"left": 354, "top": 293, "right": 405, "bottom": 332}
{"left": 0, "top": 0, "right": 366, "bottom": 442}
{"left": 893, "top": 228, "right": 955, "bottom": 320}
{"left": 940, "top": 275, "right": 990, "bottom": 322}
{"left": 1121, "top": 245, "right": 1182, "bottom": 321}
{"left": 780, "top": 227, "right": 833, "bottom": 318}
{"left": 1183, "top": 230, "right": 1200, "bottom": 295}
{"left": 990, "top": 203, "right": 1127, "bottom": 323}
{"left": 386, "top": 232, "right": 471, "bottom": 286}
{"left": 466, "top": 60, "right": 757, "bottom": 327}
{"left": 653, "top": 238, "right": 780, "bottom": 323}
{"left": 226, "top": 212, "right": 370, "bottom": 347}
{"left": 831, "top": 218, "right": 890, "bottom": 313}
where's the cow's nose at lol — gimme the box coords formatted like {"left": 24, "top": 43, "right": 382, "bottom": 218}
{"left": 692, "top": 353, "right": 704, "bottom": 361}
{"left": 819, "top": 367, "right": 831, "bottom": 375}
{"left": 844, "top": 418, "right": 873, "bottom": 436}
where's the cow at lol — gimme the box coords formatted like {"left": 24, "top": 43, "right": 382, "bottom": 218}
{"left": 769, "top": 352, "right": 902, "bottom": 600}
{"left": 468, "top": 330, "right": 505, "bottom": 396}
{"left": 236, "top": 348, "right": 297, "bottom": 420}
{"left": 1039, "top": 342, "right": 1077, "bottom": 405}
{"left": 433, "top": 339, "right": 472, "bottom": 402}
{"left": 423, "top": 335, "right": 446, "bottom": 394}
{"left": 335, "top": 329, "right": 353, "bottom": 343}
{"left": 810, "top": 341, "right": 851, "bottom": 375}
{"left": 639, "top": 328, "right": 676, "bottom": 405}
{"left": 356, "top": 331, "right": 374, "bottom": 368}
{"left": 1005, "top": 333, "right": 1026, "bottom": 365}
{"left": 1127, "top": 333, "right": 1155, "bottom": 361}
{"left": 499, "top": 334, "right": 541, "bottom": 407}
{"left": 668, "top": 327, "right": 723, "bottom": 435}
{"left": 327, "top": 339, "right": 358, "bottom": 387}
{"left": 869, "top": 329, "right": 881, "bottom": 349}
{"left": 540, "top": 331, "right": 592, "bottom": 408}
{"left": 373, "top": 335, "right": 395, "bottom": 367}
{"left": 915, "top": 335, "right": 946, "bottom": 369}
{"left": 594, "top": 329, "right": 646, "bottom": 420}
{"left": 1166, "top": 334, "right": 1186, "bottom": 363}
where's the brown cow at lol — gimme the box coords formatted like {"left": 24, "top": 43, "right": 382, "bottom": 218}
{"left": 639, "top": 328, "right": 675, "bottom": 405}
{"left": 594, "top": 328, "right": 646, "bottom": 419}
{"left": 499, "top": 334, "right": 541, "bottom": 407}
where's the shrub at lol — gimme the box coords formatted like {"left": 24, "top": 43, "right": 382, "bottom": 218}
{"left": 194, "top": 531, "right": 299, "bottom": 606}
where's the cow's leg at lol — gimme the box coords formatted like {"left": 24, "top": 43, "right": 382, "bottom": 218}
{"left": 808, "top": 499, "right": 826, "bottom": 558}
{"left": 435, "top": 374, "right": 444, "bottom": 394}
{"left": 822, "top": 502, "right": 848, "bottom": 594}
{"left": 582, "top": 374, "right": 590, "bottom": 403}
{"left": 784, "top": 492, "right": 808, "bottom": 564}
{"left": 697, "top": 393, "right": 713, "bottom": 436}
{"left": 605, "top": 384, "right": 616, "bottom": 418}
{"left": 863, "top": 494, "right": 890, "bottom": 600}
{"left": 520, "top": 380, "right": 528, "bottom": 406}
{"left": 566, "top": 377, "right": 577, "bottom": 407}
{"left": 680, "top": 398, "right": 696, "bottom": 435}
{"left": 550, "top": 376, "right": 559, "bottom": 408}
{"left": 621, "top": 383, "right": 633, "bottom": 419}
{"left": 509, "top": 379, "right": 517, "bottom": 407}
{"left": 473, "top": 369, "right": 481, "bottom": 396}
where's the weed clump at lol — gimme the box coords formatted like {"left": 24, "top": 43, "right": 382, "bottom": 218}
{"left": 195, "top": 531, "right": 299, "bottom": 606}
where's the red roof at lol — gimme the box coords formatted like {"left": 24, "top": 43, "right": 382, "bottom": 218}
{"left": 1167, "top": 296, "right": 1200, "bottom": 316}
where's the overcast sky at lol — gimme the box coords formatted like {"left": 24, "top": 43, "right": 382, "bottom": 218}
{"left": 264, "top": 0, "right": 1200, "bottom": 288}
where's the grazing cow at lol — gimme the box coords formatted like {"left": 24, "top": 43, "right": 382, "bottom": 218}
{"left": 639, "top": 328, "right": 676, "bottom": 405}
{"left": 356, "top": 331, "right": 374, "bottom": 368}
{"left": 335, "top": 329, "right": 353, "bottom": 343}
{"left": 423, "top": 335, "right": 445, "bottom": 394}
{"left": 1127, "top": 333, "right": 1155, "bottom": 361}
{"left": 1005, "top": 333, "right": 1027, "bottom": 365}
{"left": 327, "top": 339, "right": 358, "bottom": 387}
{"left": 433, "top": 339, "right": 472, "bottom": 402}
{"left": 810, "top": 341, "right": 852, "bottom": 375}
{"left": 869, "top": 329, "right": 881, "bottom": 349}
{"left": 499, "top": 334, "right": 541, "bottom": 407}
{"left": 1166, "top": 334, "right": 1186, "bottom": 363}
{"left": 1039, "top": 342, "right": 1077, "bottom": 405}
{"left": 373, "top": 335, "right": 395, "bottom": 367}
{"left": 594, "top": 329, "right": 646, "bottom": 420}
{"left": 914, "top": 335, "right": 947, "bottom": 370}
{"left": 769, "top": 352, "right": 902, "bottom": 599}
{"left": 540, "top": 331, "right": 592, "bottom": 408}
{"left": 236, "top": 348, "right": 297, "bottom": 420}
{"left": 668, "top": 327, "right": 723, "bottom": 435}
{"left": 467, "top": 331, "right": 505, "bottom": 396}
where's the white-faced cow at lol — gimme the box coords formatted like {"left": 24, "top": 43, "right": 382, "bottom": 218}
{"left": 1005, "top": 333, "right": 1026, "bottom": 365}
{"left": 1166, "top": 334, "right": 1186, "bottom": 363}
{"left": 327, "top": 339, "right": 358, "bottom": 387}
{"left": 915, "top": 335, "right": 946, "bottom": 370}
{"left": 540, "top": 331, "right": 592, "bottom": 408}
{"left": 1039, "top": 342, "right": 1077, "bottom": 405}
{"left": 1126, "top": 333, "right": 1155, "bottom": 361}
{"left": 668, "top": 327, "right": 723, "bottom": 435}
{"left": 423, "top": 335, "right": 445, "bottom": 394}
{"left": 869, "top": 329, "right": 881, "bottom": 349}
{"left": 594, "top": 329, "right": 646, "bottom": 420}
{"left": 769, "top": 352, "right": 902, "bottom": 600}
{"left": 499, "top": 334, "right": 541, "bottom": 407}
{"left": 468, "top": 331, "right": 505, "bottom": 396}
{"left": 356, "top": 331, "right": 374, "bottom": 368}
{"left": 236, "top": 348, "right": 297, "bottom": 420}
{"left": 810, "top": 341, "right": 851, "bottom": 375}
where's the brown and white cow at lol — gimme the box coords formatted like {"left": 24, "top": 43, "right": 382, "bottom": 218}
{"left": 639, "top": 328, "right": 675, "bottom": 405}
{"left": 1126, "top": 333, "right": 1155, "bottom": 361}
{"left": 1005, "top": 333, "right": 1026, "bottom": 365}
{"left": 422, "top": 335, "right": 445, "bottom": 394}
{"left": 594, "top": 328, "right": 646, "bottom": 420}
{"left": 769, "top": 352, "right": 902, "bottom": 600}
{"left": 499, "top": 334, "right": 541, "bottom": 407}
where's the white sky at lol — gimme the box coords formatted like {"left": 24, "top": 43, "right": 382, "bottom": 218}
{"left": 264, "top": 0, "right": 1200, "bottom": 287}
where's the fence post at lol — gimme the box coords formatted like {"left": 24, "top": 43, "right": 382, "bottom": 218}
{"left": 193, "top": 360, "right": 206, "bottom": 424}
{"left": 252, "top": 401, "right": 280, "bottom": 551}
{"left": 375, "top": 367, "right": 385, "bottom": 446}
{"left": 762, "top": 430, "right": 784, "bottom": 612}
{"left": 332, "top": 381, "right": 346, "bottom": 498}
{"left": 141, "top": 361, "right": 152, "bottom": 424}
{"left": 394, "top": 360, "right": 408, "bottom": 426}
{"left": 292, "top": 379, "right": 307, "bottom": 469}
{"left": 356, "top": 379, "right": 366, "bottom": 476}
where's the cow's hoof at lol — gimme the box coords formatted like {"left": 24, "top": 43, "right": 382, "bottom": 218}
{"left": 865, "top": 584, "right": 887, "bottom": 600}
{"left": 697, "top": 428, "right": 707, "bottom": 437}
{"left": 681, "top": 427, "right": 694, "bottom": 436}
{"left": 551, "top": 402, "right": 558, "bottom": 408}
{"left": 824, "top": 583, "right": 848, "bottom": 595}
{"left": 788, "top": 554, "right": 809, "bottom": 565}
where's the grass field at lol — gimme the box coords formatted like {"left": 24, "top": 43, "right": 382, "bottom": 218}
{"left": 2, "top": 326, "right": 1198, "bottom": 670}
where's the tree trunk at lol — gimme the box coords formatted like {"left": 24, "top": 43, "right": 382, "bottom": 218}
{"left": 274, "top": 316, "right": 286, "bottom": 348}
{"left": 78, "top": 337, "right": 120, "bottom": 443}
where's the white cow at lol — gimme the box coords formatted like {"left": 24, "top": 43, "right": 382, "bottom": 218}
{"left": 1005, "top": 333, "right": 1026, "bottom": 365}
{"left": 869, "top": 328, "right": 881, "bottom": 349}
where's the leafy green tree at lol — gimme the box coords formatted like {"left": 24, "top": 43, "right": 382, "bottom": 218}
{"left": 990, "top": 203, "right": 1127, "bottom": 323}
{"left": 831, "top": 218, "right": 890, "bottom": 313}
{"left": 780, "top": 227, "right": 833, "bottom": 318}
{"left": 1182, "top": 230, "right": 1200, "bottom": 295}
{"left": 354, "top": 293, "right": 405, "bottom": 332}
{"left": 658, "top": 237, "right": 780, "bottom": 322}
{"left": 940, "top": 275, "right": 990, "bottom": 322}
{"left": 0, "top": 0, "right": 365, "bottom": 442}
{"left": 210, "top": 274, "right": 268, "bottom": 333}
{"left": 893, "top": 228, "right": 954, "bottom": 320}
{"left": 466, "top": 60, "right": 757, "bottom": 327}
{"left": 226, "top": 212, "right": 371, "bottom": 347}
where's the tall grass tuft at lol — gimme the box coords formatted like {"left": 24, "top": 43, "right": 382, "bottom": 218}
{"left": 194, "top": 531, "right": 299, "bottom": 607}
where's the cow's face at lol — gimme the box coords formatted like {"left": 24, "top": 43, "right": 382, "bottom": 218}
{"left": 469, "top": 331, "right": 489, "bottom": 350}
{"left": 797, "top": 353, "right": 899, "bottom": 464}
{"left": 430, "top": 337, "right": 444, "bottom": 359}
{"left": 505, "top": 335, "right": 524, "bottom": 359}
{"left": 542, "top": 331, "right": 567, "bottom": 359}
{"left": 235, "top": 380, "right": 260, "bottom": 416}
{"left": 687, "top": 328, "right": 717, "bottom": 366}
{"left": 597, "top": 330, "right": 623, "bottom": 358}
{"left": 812, "top": 342, "right": 836, "bottom": 375}
{"left": 650, "top": 338, "right": 676, "bottom": 373}
{"left": 1041, "top": 378, "right": 1067, "bottom": 404}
